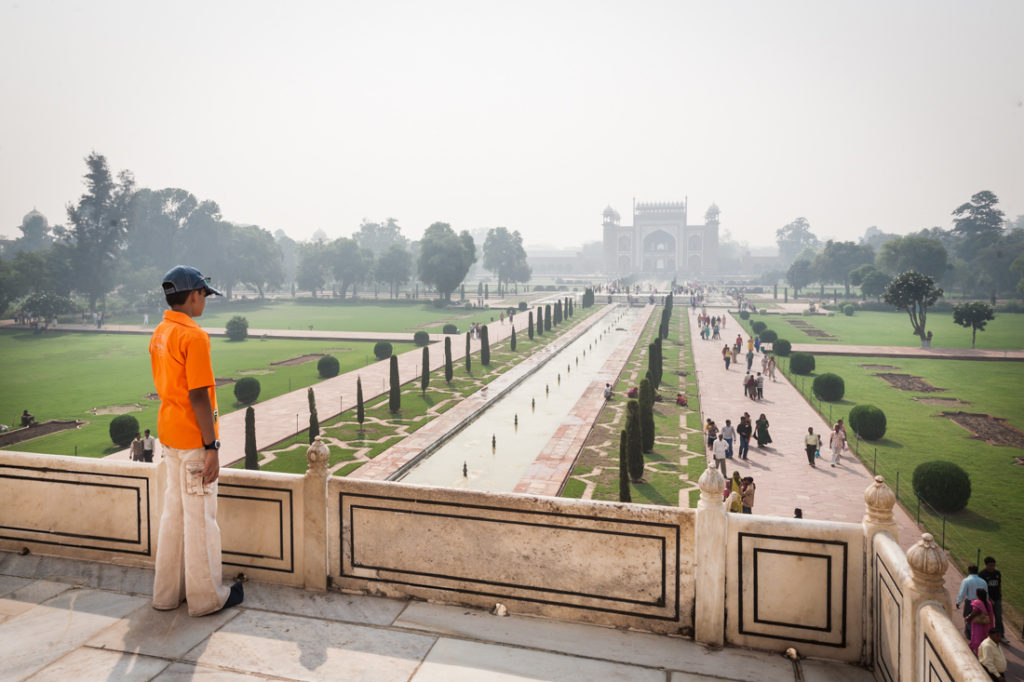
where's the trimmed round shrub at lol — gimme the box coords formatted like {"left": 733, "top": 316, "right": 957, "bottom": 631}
{"left": 317, "top": 355, "right": 340, "bottom": 378}
{"left": 234, "top": 376, "right": 261, "bottom": 404}
{"left": 773, "top": 339, "right": 792, "bottom": 357}
{"left": 442, "top": 323, "right": 458, "bottom": 334}
{"left": 812, "top": 372, "right": 845, "bottom": 401}
{"left": 413, "top": 331, "right": 429, "bottom": 346}
{"left": 849, "top": 404, "right": 887, "bottom": 440}
{"left": 225, "top": 315, "right": 249, "bottom": 341}
{"left": 739, "top": 310, "right": 750, "bottom": 320}
{"left": 109, "top": 414, "right": 140, "bottom": 448}
{"left": 760, "top": 329, "right": 778, "bottom": 344}
{"left": 843, "top": 304, "right": 855, "bottom": 316}
{"left": 373, "top": 341, "right": 393, "bottom": 360}
{"left": 751, "top": 320, "right": 767, "bottom": 334}
{"left": 913, "top": 461, "right": 971, "bottom": 513}
{"left": 518, "top": 301, "right": 528, "bottom": 311}
{"left": 790, "top": 352, "right": 815, "bottom": 375}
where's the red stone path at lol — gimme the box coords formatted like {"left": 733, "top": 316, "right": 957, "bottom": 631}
{"left": 692, "top": 306, "right": 1023, "bottom": 674}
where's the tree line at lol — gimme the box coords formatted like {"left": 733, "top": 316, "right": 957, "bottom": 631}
{"left": 0, "top": 152, "right": 532, "bottom": 318}
{"left": 772, "top": 191, "right": 1024, "bottom": 300}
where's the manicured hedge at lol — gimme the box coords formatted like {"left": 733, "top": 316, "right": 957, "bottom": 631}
{"left": 849, "top": 404, "right": 887, "bottom": 440}
{"left": 442, "top": 323, "right": 458, "bottom": 334}
{"left": 317, "top": 355, "right": 339, "bottom": 378}
{"left": 760, "top": 329, "right": 778, "bottom": 344}
{"left": 913, "top": 461, "right": 971, "bottom": 513}
{"left": 751, "top": 320, "right": 767, "bottom": 334}
{"left": 773, "top": 339, "right": 792, "bottom": 356}
{"left": 812, "top": 372, "right": 845, "bottom": 401}
{"left": 373, "top": 341, "right": 393, "bottom": 360}
{"left": 109, "top": 414, "right": 139, "bottom": 447}
{"left": 234, "top": 376, "right": 261, "bottom": 404}
{"left": 226, "top": 315, "right": 249, "bottom": 341}
{"left": 413, "top": 331, "right": 429, "bottom": 346}
{"left": 789, "top": 352, "right": 815, "bottom": 375}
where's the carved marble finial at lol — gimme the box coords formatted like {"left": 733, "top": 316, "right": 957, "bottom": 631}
{"left": 906, "top": 533, "right": 947, "bottom": 591}
{"left": 863, "top": 475, "right": 895, "bottom": 524}
{"left": 306, "top": 436, "right": 329, "bottom": 477}
{"left": 698, "top": 464, "right": 725, "bottom": 505}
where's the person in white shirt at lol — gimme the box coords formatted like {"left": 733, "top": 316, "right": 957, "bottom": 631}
{"left": 712, "top": 434, "right": 729, "bottom": 478}
{"left": 977, "top": 628, "right": 1006, "bottom": 681}
{"left": 142, "top": 429, "right": 157, "bottom": 463}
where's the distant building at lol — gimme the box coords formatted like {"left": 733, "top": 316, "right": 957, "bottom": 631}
{"left": 602, "top": 200, "right": 720, "bottom": 277}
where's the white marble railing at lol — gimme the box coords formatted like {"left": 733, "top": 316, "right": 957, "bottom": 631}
{"left": 0, "top": 446, "right": 991, "bottom": 677}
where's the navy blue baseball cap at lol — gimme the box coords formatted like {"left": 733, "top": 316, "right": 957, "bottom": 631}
{"left": 161, "top": 265, "right": 223, "bottom": 297}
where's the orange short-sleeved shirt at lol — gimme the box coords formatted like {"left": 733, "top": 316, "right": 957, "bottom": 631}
{"left": 149, "top": 310, "right": 218, "bottom": 449}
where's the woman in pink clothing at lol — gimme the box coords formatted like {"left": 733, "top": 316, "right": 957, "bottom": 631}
{"left": 966, "top": 588, "right": 995, "bottom": 654}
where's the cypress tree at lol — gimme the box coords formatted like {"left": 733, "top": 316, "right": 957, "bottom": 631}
{"left": 545, "top": 304, "right": 552, "bottom": 330}
{"left": 510, "top": 325, "right": 517, "bottom": 351}
{"left": 356, "top": 376, "right": 365, "bottom": 432}
{"left": 655, "top": 337, "right": 664, "bottom": 385}
{"left": 618, "top": 429, "right": 631, "bottom": 502}
{"left": 484, "top": 283, "right": 489, "bottom": 299}
{"left": 465, "top": 331, "right": 472, "bottom": 373}
{"left": 528, "top": 311, "right": 534, "bottom": 339}
{"left": 307, "top": 387, "right": 319, "bottom": 443}
{"left": 648, "top": 342, "right": 658, "bottom": 387}
{"left": 421, "top": 345, "right": 429, "bottom": 395}
{"left": 244, "top": 406, "right": 259, "bottom": 470}
{"left": 444, "top": 337, "right": 453, "bottom": 384}
{"left": 481, "top": 324, "right": 490, "bottom": 365}
{"left": 536, "top": 306, "right": 543, "bottom": 336}
{"left": 639, "top": 377, "right": 655, "bottom": 453}
{"left": 626, "top": 400, "right": 644, "bottom": 482}
{"left": 388, "top": 355, "right": 400, "bottom": 413}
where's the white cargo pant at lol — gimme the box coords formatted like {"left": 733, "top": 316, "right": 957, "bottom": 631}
{"left": 153, "top": 446, "right": 230, "bottom": 616}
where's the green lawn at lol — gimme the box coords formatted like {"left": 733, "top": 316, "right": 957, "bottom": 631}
{"left": 747, "top": 310, "right": 1024, "bottom": 350}
{"left": 0, "top": 328, "right": 410, "bottom": 457}
{"left": 783, "top": 354, "right": 1024, "bottom": 625}
{"left": 108, "top": 299, "right": 529, "bottom": 336}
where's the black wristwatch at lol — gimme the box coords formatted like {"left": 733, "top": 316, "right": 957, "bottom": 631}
{"left": 204, "top": 440, "right": 221, "bottom": 451}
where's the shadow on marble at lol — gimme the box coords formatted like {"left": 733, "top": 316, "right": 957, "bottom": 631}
{"left": 411, "top": 637, "right": 663, "bottom": 681}
{"left": 244, "top": 582, "right": 407, "bottom": 626}
{"left": 25, "top": 646, "right": 171, "bottom": 681}
{"left": 87, "top": 601, "right": 240, "bottom": 660}
{"left": 184, "top": 610, "right": 436, "bottom": 681}
{"left": 0, "top": 579, "right": 70, "bottom": 622}
{"left": 0, "top": 552, "right": 154, "bottom": 597}
{"left": 153, "top": 662, "right": 269, "bottom": 680}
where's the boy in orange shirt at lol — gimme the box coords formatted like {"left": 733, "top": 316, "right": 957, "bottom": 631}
{"left": 150, "top": 265, "right": 242, "bottom": 616}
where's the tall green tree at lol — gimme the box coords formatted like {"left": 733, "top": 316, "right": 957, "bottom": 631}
{"left": 421, "top": 345, "right": 430, "bottom": 395}
{"left": 330, "top": 237, "right": 369, "bottom": 299}
{"left": 850, "top": 264, "right": 891, "bottom": 300}
{"left": 374, "top": 243, "right": 412, "bottom": 297}
{"left": 465, "top": 331, "right": 472, "bottom": 373}
{"left": 952, "top": 302, "right": 995, "bottom": 348}
{"left": 480, "top": 324, "right": 490, "bottom": 365}
{"left": 482, "top": 227, "right": 531, "bottom": 294}
{"left": 775, "top": 217, "right": 819, "bottom": 266}
{"left": 876, "top": 235, "right": 948, "bottom": 281}
{"left": 296, "top": 241, "right": 332, "bottom": 298}
{"left": 618, "top": 430, "right": 631, "bottom": 503}
{"left": 952, "top": 190, "right": 1005, "bottom": 262}
{"left": 510, "top": 325, "right": 517, "bottom": 351}
{"left": 528, "top": 311, "right": 534, "bottom": 339}
{"left": 356, "top": 376, "right": 365, "bottom": 432}
{"left": 388, "top": 355, "right": 401, "bottom": 413}
{"left": 417, "top": 222, "right": 476, "bottom": 302}
{"left": 626, "top": 400, "right": 644, "bottom": 482}
{"left": 883, "top": 271, "right": 944, "bottom": 342}
{"left": 544, "top": 304, "right": 552, "bottom": 330}
{"left": 62, "top": 152, "right": 135, "bottom": 312}
{"left": 307, "top": 387, "right": 319, "bottom": 442}
{"left": 244, "top": 406, "right": 259, "bottom": 469}
{"left": 811, "top": 240, "right": 875, "bottom": 296}
{"left": 444, "top": 336, "right": 453, "bottom": 383}
{"left": 639, "top": 377, "right": 655, "bottom": 453}
{"left": 535, "top": 306, "right": 543, "bottom": 336}
{"left": 786, "top": 259, "right": 813, "bottom": 297}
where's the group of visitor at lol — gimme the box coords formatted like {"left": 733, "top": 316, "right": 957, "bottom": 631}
{"left": 955, "top": 559, "right": 1007, "bottom": 680}
{"left": 706, "top": 413, "right": 772, "bottom": 478}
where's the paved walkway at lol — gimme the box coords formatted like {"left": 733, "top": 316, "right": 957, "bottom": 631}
{"left": 0, "top": 552, "right": 873, "bottom": 682}
{"left": 689, "top": 305, "right": 1023, "bottom": 677}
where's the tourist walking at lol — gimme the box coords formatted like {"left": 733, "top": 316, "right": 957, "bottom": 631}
{"left": 756, "top": 372, "right": 764, "bottom": 400}
{"left": 142, "top": 428, "right": 156, "bottom": 462}
{"left": 721, "top": 419, "right": 735, "bottom": 459}
{"left": 754, "top": 413, "right": 772, "bottom": 448}
{"left": 745, "top": 348, "right": 754, "bottom": 371}
{"left": 804, "top": 427, "right": 821, "bottom": 467}
{"left": 130, "top": 433, "right": 145, "bottom": 462}
{"left": 736, "top": 415, "right": 752, "bottom": 460}
{"left": 712, "top": 433, "right": 729, "bottom": 478}
{"left": 829, "top": 423, "right": 846, "bottom": 467}
{"left": 722, "top": 345, "right": 731, "bottom": 369}
{"left": 768, "top": 355, "right": 777, "bottom": 381}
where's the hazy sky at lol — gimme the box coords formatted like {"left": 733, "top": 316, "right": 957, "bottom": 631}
{"left": 2, "top": 0, "right": 1022, "bottom": 250}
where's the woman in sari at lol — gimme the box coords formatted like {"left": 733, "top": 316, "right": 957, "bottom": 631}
{"left": 966, "top": 587, "right": 995, "bottom": 654}
{"left": 754, "top": 413, "right": 772, "bottom": 448}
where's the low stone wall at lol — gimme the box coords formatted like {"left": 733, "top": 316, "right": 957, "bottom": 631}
{"left": 725, "top": 514, "right": 864, "bottom": 662}
{"left": 328, "top": 477, "right": 695, "bottom": 635}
